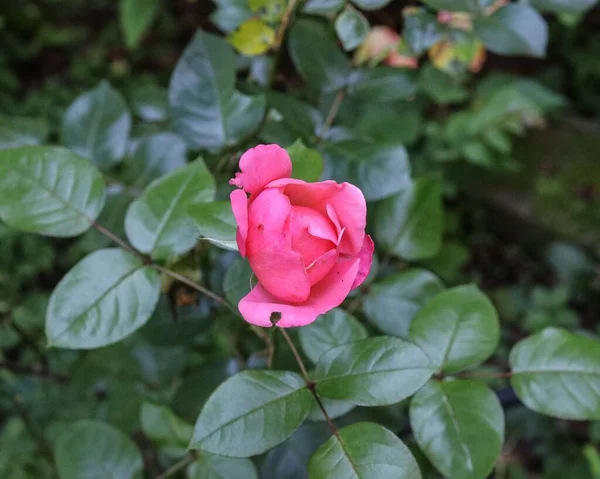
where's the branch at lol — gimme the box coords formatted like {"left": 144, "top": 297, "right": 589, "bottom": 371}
{"left": 317, "top": 89, "right": 345, "bottom": 142}
{"left": 154, "top": 453, "right": 198, "bottom": 479}
{"left": 273, "top": 0, "right": 303, "bottom": 51}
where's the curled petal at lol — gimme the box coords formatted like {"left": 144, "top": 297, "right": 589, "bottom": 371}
{"left": 229, "top": 144, "right": 292, "bottom": 195}
{"left": 230, "top": 189, "right": 249, "bottom": 257}
{"left": 351, "top": 234, "right": 375, "bottom": 289}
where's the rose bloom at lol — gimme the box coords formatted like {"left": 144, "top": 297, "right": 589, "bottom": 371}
{"left": 229, "top": 144, "right": 374, "bottom": 328}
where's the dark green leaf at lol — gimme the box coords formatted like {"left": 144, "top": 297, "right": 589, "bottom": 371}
{"left": 510, "top": 328, "right": 600, "bottom": 420}
{"left": 130, "top": 85, "right": 169, "bottom": 122}
{"left": 403, "top": 8, "right": 444, "bottom": 56}
{"left": 335, "top": 6, "right": 370, "bottom": 51}
{"left": 62, "top": 81, "right": 132, "bottom": 170}
{"left": 321, "top": 140, "right": 411, "bottom": 201}
{"left": 189, "top": 201, "right": 238, "bottom": 251}
{"left": 420, "top": 64, "right": 469, "bottom": 104}
{"left": 287, "top": 139, "right": 324, "bottom": 183}
{"left": 190, "top": 370, "right": 313, "bottom": 457}
{"left": 169, "top": 30, "right": 266, "bottom": 152}
{"left": 46, "top": 248, "right": 161, "bottom": 349}
{"left": 0, "top": 146, "right": 105, "bottom": 237}
{"left": 266, "top": 92, "right": 323, "bottom": 142}
{"left": 306, "top": 397, "right": 355, "bottom": 421}
{"left": 211, "top": 0, "right": 252, "bottom": 33}
{"left": 410, "top": 380, "right": 504, "bottom": 479}
{"left": 531, "top": 0, "right": 597, "bottom": 14}
{"left": 347, "top": 68, "right": 418, "bottom": 102}
{"left": 474, "top": 4, "right": 548, "bottom": 58}
{"left": 140, "top": 402, "right": 193, "bottom": 457}
{"left": 308, "top": 421, "right": 422, "bottom": 478}
{"left": 409, "top": 285, "right": 500, "bottom": 374}
{"left": 54, "top": 420, "right": 143, "bottom": 479}
{"left": 125, "top": 160, "right": 215, "bottom": 260}
{"left": 223, "top": 257, "right": 253, "bottom": 305}
{"left": 312, "top": 337, "right": 434, "bottom": 406}
{"left": 289, "top": 20, "right": 351, "bottom": 92}
{"left": 0, "top": 115, "right": 48, "bottom": 149}
{"left": 351, "top": 0, "right": 393, "bottom": 10}
{"left": 362, "top": 269, "right": 445, "bottom": 338}
{"left": 303, "top": 0, "right": 345, "bottom": 16}
{"left": 298, "top": 308, "right": 368, "bottom": 363}
{"left": 374, "top": 176, "right": 443, "bottom": 260}
{"left": 420, "top": 0, "right": 481, "bottom": 11}
{"left": 119, "top": 0, "right": 159, "bottom": 48}
{"left": 187, "top": 455, "right": 258, "bottom": 479}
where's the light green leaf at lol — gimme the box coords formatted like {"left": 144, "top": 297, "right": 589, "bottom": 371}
{"left": 374, "top": 176, "right": 443, "bottom": 260}
{"left": 229, "top": 18, "right": 275, "bottom": 56}
{"left": 531, "top": 0, "right": 597, "bottom": 14}
{"left": 188, "top": 201, "right": 238, "bottom": 251}
{"left": 187, "top": 455, "right": 258, "bottom": 479}
{"left": 308, "top": 422, "right": 422, "bottom": 478}
{"left": 125, "top": 160, "right": 215, "bottom": 260}
{"left": 54, "top": 420, "right": 143, "bottom": 479}
{"left": 335, "top": 6, "right": 370, "bottom": 51}
{"left": 312, "top": 337, "right": 434, "bottom": 406}
{"left": 287, "top": 139, "right": 324, "bottom": 183}
{"left": 46, "top": 248, "right": 161, "bottom": 349}
{"left": 298, "top": 308, "right": 368, "bottom": 364}
{"left": 62, "top": 81, "right": 132, "bottom": 170}
{"left": 303, "top": 0, "right": 345, "bottom": 16}
{"left": 510, "top": 327, "right": 600, "bottom": 420}
{"left": 289, "top": 20, "right": 351, "bottom": 92}
{"left": 410, "top": 380, "right": 504, "bottom": 479}
{"left": 321, "top": 140, "right": 411, "bottom": 202}
{"left": 403, "top": 8, "right": 443, "bottom": 56}
{"left": 141, "top": 403, "right": 193, "bottom": 457}
{"left": 348, "top": 68, "right": 418, "bottom": 102}
{"left": 169, "top": 30, "right": 266, "bottom": 152}
{"left": 0, "top": 115, "right": 48, "bottom": 149}
{"left": 0, "top": 146, "right": 105, "bottom": 237}
{"left": 190, "top": 370, "right": 313, "bottom": 457}
{"left": 474, "top": 4, "right": 548, "bottom": 58}
{"left": 409, "top": 285, "right": 500, "bottom": 374}
{"left": 362, "top": 268, "right": 445, "bottom": 338}
{"left": 223, "top": 257, "right": 253, "bottom": 305}
{"left": 119, "top": 0, "right": 159, "bottom": 48}
{"left": 351, "top": 0, "right": 393, "bottom": 10}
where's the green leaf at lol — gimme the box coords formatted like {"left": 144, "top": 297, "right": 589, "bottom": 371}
{"left": 0, "top": 115, "right": 48, "bottom": 149}
{"left": 130, "top": 85, "right": 169, "bottom": 122}
{"left": 125, "top": 160, "right": 215, "bottom": 260}
{"left": 509, "top": 328, "right": 600, "bottom": 420}
{"left": 303, "top": 0, "right": 345, "bottom": 16}
{"left": 190, "top": 370, "right": 313, "bottom": 457}
{"left": 298, "top": 308, "right": 368, "bottom": 363}
{"left": 119, "top": 0, "right": 159, "bottom": 48}
{"left": 309, "top": 422, "right": 422, "bottom": 478}
{"left": 122, "top": 132, "right": 187, "bottom": 188}
{"left": 321, "top": 140, "right": 411, "bottom": 202}
{"left": 287, "top": 139, "right": 324, "bottom": 183}
{"left": 54, "top": 420, "right": 143, "bottom": 479}
{"left": 362, "top": 269, "right": 445, "bottom": 338}
{"left": 249, "top": 0, "right": 286, "bottom": 22}
{"left": 312, "top": 337, "right": 434, "bottom": 406}
{"left": 223, "top": 257, "right": 253, "bottom": 305}
{"left": 420, "top": 0, "right": 481, "bottom": 11}
{"left": 531, "top": 0, "right": 597, "bottom": 14}
{"left": 306, "top": 397, "right": 355, "bottom": 421}
{"left": 374, "top": 176, "right": 443, "bottom": 261}
{"left": 169, "top": 30, "right": 266, "bottom": 152}
{"left": 62, "top": 81, "right": 132, "bottom": 170}
{"left": 267, "top": 91, "right": 323, "bottom": 142}
{"left": 403, "top": 8, "right": 443, "bottom": 56}
{"left": 188, "top": 200, "right": 238, "bottom": 251}
{"left": 474, "top": 4, "right": 548, "bottom": 58}
{"left": 335, "top": 6, "right": 370, "bottom": 51}
{"left": 0, "top": 146, "right": 105, "bottom": 237}
{"left": 347, "top": 68, "right": 418, "bottom": 102}
{"left": 289, "top": 20, "right": 351, "bottom": 92}
{"left": 187, "top": 455, "right": 258, "bottom": 479}
{"left": 229, "top": 18, "right": 275, "bottom": 56}
{"left": 410, "top": 380, "right": 504, "bottom": 479}
{"left": 409, "top": 285, "right": 500, "bottom": 374}
{"left": 140, "top": 403, "right": 193, "bottom": 457}
{"left": 211, "top": 0, "right": 252, "bottom": 33}
{"left": 351, "top": 0, "right": 393, "bottom": 10}
{"left": 46, "top": 248, "right": 161, "bottom": 349}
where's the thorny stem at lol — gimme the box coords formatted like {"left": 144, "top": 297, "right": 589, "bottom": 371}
{"left": 154, "top": 452, "right": 198, "bottom": 479}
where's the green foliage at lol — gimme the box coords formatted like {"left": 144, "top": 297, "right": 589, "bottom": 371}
{"left": 119, "top": 0, "right": 159, "bottom": 49}
{"left": 335, "top": 6, "right": 370, "bottom": 51}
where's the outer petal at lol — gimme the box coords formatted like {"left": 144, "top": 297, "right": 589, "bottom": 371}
{"left": 229, "top": 144, "right": 292, "bottom": 195}
{"left": 230, "top": 189, "right": 249, "bottom": 257}
{"left": 238, "top": 257, "right": 360, "bottom": 328}
{"left": 351, "top": 235, "right": 375, "bottom": 289}
{"left": 306, "top": 248, "right": 338, "bottom": 286}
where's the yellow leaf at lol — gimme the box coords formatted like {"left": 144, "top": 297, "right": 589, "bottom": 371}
{"left": 229, "top": 18, "right": 276, "bottom": 56}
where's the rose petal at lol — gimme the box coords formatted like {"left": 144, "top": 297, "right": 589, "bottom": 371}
{"left": 229, "top": 144, "right": 292, "bottom": 195}
{"left": 238, "top": 257, "right": 360, "bottom": 328}
{"left": 306, "top": 248, "right": 338, "bottom": 286}
{"left": 230, "top": 189, "right": 249, "bottom": 257}
{"left": 290, "top": 207, "right": 336, "bottom": 268}
{"left": 351, "top": 234, "right": 375, "bottom": 289}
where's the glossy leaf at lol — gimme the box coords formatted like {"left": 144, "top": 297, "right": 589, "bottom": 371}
{"left": 125, "top": 160, "right": 215, "bottom": 260}
{"left": 140, "top": 403, "right": 193, "bottom": 457}
{"left": 362, "top": 269, "right": 445, "bottom": 337}
{"left": 312, "top": 336, "right": 434, "bottom": 406}
{"left": 0, "top": 115, "right": 48, "bottom": 149}
{"left": 169, "top": 30, "right": 266, "bottom": 152}
{"left": 187, "top": 455, "right": 258, "bottom": 479}
{"left": 289, "top": 20, "right": 351, "bottom": 92}
{"left": 410, "top": 380, "right": 504, "bottom": 479}
{"left": 190, "top": 370, "right": 313, "bottom": 457}
{"left": 267, "top": 91, "right": 323, "bottom": 142}
{"left": 46, "top": 248, "right": 161, "bottom": 349}
{"left": 409, "top": 285, "right": 500, "bottom": 374}
{"left": 309, "top": 422, "right": 422, "bottom": 479}
{"left": 335, "top": 6, "right": 369, "bottom": 51}
{"left": 321, "top": 141, "right": 411, "bottom": 202}
{"left": 474, "top": 4, "right": 548, "bottom": 58}
{"left": 374, "top": 176, "right": 443, "bottom": 260}
{"left": 510, "top": 327, "right": 600, "bottom": 420}
{"left": 348, "top": 68, "right": 418, "bottom": 103}
{"left": 403, "top": 8, "right": 443, "bottom": 56}
{"left": 287, "top": 139, "right": 324, "bottom": 183}
{"left": 62, "top": 81, "right": 132, "bottom": 170}
{"left": 351, "top": 0, "right": 393, "bottom": 10}
{"left": 119, "top": 0, "right": 159, "bottom": 48}
{"left": 130, "top": 85, "right": 169, "bottom": 122}
{"left": 188, "top": 200, "right": 238, "bottom": 251}
{"left": 211, "top": 0, "right": 252, "bottom": 32}
{"left": 303, "top": 0, "right": 345, "bottom": 15}
{"left": 298, "top": 308, "right": 368, "bottom": 363}
{"left": 306, "top": 397, "right": 355, "bottom": 422}
{"left": 531, "top": 0, "right": 597, "bottom": 14}
{"left": 0, "top": 146, "right": 105, "bottom": 237}
{"left": 54, "top": 420, "right": 143, "bottom": 479}
{"left": 223, "top": 257, "right": 253, "bottom": 305}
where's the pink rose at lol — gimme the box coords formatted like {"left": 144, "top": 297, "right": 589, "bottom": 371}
{"left": 229, "top": 144, "right": 374, "bottom": 328}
